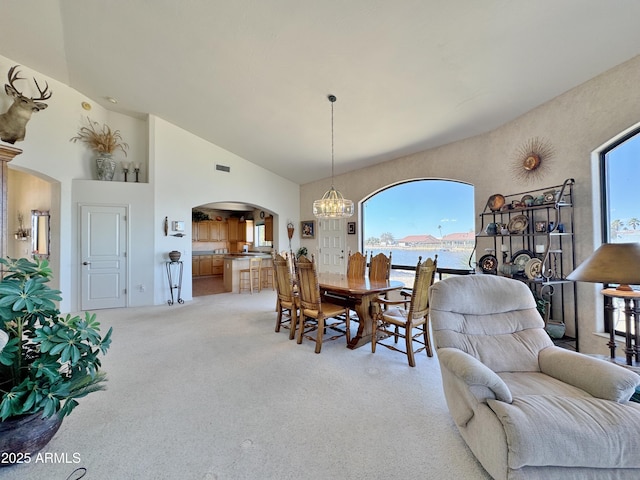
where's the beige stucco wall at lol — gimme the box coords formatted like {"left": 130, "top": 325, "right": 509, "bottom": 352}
{"left": 301, "top": 54, "right": 640, "bottom": 356}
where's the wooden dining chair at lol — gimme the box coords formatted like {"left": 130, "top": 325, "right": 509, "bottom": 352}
{"left": 371, "top": 256, "right": 437, "bottom": 367}
{"left": 368, "top": 251, "right": 392, "bottom": 281}
{"left": 346, "top": 250, "right": 367, "bottom": 278}
{"left": 295, "top": 255, "right": 350, "bottom": 353}
{"left": 272, "top": 253, "right": 299, "bottom": 340}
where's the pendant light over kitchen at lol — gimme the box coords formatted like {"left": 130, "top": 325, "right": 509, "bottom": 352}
{"left": 313, "top": 95, "right": 354, "bottom": 219}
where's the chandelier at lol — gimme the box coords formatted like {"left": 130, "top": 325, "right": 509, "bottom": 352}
{"left": 313, "top": 95, "right": 354, "bottom": 218}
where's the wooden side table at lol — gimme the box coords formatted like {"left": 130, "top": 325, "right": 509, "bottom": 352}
{"left": 601, "top": 288, "right": 640, "bottom": 365}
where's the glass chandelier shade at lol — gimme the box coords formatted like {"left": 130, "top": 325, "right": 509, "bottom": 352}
{"left": 313, "top": 95, "right": 354, "bottom": 219}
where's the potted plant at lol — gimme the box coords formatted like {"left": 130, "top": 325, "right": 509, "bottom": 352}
{"left": 70, "top": 116, "right": 129, "bottom": 181}
{"left": 0, "top": 257, "right": 112, "bottom": 464}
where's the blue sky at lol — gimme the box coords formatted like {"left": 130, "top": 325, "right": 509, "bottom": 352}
{"left": 362, "top": 180, "right": 475, "bottom": 240}
{"left": 607, "top": 134, "right": 640, "bottom": 226}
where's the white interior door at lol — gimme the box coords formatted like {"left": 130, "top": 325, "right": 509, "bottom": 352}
{"left": 317, "top": 218, "right": 346, "bottom": 273}
{"left": 80, "top": 204, "right": 128, "bottom": 310}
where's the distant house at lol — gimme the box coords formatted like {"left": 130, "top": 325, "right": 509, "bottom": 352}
{"left": 442, "top": 231, "right": 475, "bottom": 247}
{"left": 397, "top": 234, "right": 440, "bottom": 247}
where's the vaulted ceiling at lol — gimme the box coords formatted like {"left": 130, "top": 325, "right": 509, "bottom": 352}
{"left": 2, "top": 1, "right": 640, "bottom": 184}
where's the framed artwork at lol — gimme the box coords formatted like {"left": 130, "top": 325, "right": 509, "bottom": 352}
{"left": 347, "top": 222, "right": 356, "bottom": 235}
{"left": 301, "top": 220, "right": 315, "bottom": 238}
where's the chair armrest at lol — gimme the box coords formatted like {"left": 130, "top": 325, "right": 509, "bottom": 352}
{"left": 539, "top": 346, "right": 640, "bottom": 402}
{"left": 0, "top": 329, "right": 7, "bottom": 353}
{"left": 438, "top": 348, "right": 513, "bottom": 403}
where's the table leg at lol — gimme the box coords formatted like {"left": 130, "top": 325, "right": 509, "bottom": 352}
{"left": 624, "top": 298, "right": 633, "bottom": 365}
{"left": 604, "top": 298, "right": 617, "bottom": 360}
{"left": 633, "top": 299, "right": 640, "bottom": 363}
{"left": 347, "top": 293, "right": 375, "bottom": 349}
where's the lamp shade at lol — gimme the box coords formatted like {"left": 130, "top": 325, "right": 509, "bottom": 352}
{"left": 567, "top": 243, "right": 640, "bottom": 288}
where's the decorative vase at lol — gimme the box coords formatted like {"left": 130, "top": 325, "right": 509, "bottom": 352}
{"left": 96, "top": 153, "right": 116, "bottom": 181}
{"left": 0, "top": 412, "right": 63, "bottom": 467}
{"left": 169, "top": 250, "right": 181, "bottom": 262}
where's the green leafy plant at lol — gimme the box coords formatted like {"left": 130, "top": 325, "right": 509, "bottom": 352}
{"left": 296, "top": 247, "right": 308, "bottom": 259}
{"left": 0, "top": 257, "right": 112, "bottom": 420}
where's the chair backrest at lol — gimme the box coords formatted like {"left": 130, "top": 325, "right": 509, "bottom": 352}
{"left": 407, "top": 256, "right": 437, "bottom": 321}
{"left": 273, "top": 253, "right": 295, "bottom": 303}
{"left": 249, "top": 257, "right": 261, "bottom": 269}
{"left": 368, "top": 251, "right": 392, "bottom": 281}
{"left": 429, "top": 275, "right": 554, "bottom": 373}
{"left": 296, "top": 255, "right": 322, "bottom": 312}
{"left": 346, "top": 251, "right": 366, "bottom": 278}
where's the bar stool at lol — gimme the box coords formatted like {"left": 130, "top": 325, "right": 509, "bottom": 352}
{"left": 239, "top": 257, "right": 262, "bottom": 293}
{"left": 261, "top": 261, "right": 274, "bottom": 290}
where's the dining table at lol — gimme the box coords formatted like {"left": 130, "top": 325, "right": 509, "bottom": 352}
{"left": 317, "top": 272, "right": 404, "bottom": 349}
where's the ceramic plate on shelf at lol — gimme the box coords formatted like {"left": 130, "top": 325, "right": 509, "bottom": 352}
{"left": 508, "top": 215, "right": 529, "bottom": 234}
{"left": 511, "top": 249, "right": 534, "bottom": 272}
{"left": 524, "top": 257, "right": 543, "bottom": 279}
{"left": 487, "top": 194, "right": 505, "bottom": 212}
{"left": 479, "top": 254, "right": 498, "bottom": 273}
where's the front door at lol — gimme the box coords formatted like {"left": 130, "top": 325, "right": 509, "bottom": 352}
{"left": 317, "top": 218, "right": 346, "bottom": 273}
{"left": 80, "top": 204, "right": 128, "bottom": 310}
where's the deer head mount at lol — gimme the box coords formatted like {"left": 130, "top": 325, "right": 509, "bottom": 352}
{"left": 0, "top": 65, "right": 52, "bottom": 144}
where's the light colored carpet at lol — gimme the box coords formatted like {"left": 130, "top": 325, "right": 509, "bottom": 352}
{"left": 2, "top": 290, "right": 491, "bottom": 480}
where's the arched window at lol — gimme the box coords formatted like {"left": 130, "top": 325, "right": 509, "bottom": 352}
{"left": 362, "top": 179, "right": 475, "bottom": 282}
{"left": 600, "top": 127, "right": 640, "bottom": 336}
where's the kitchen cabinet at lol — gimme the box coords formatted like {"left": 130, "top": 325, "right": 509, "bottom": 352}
{"left": 198, "top": 255, "right": 213, "bottom": 276}
{"left": 192, "top": 257, "right": 199, "bottom": 276}
{"left": 196, "top": 221, "right": 211, "bottom": 242}
{"left": 227, "top": 218, "right": 239, "bottom": 241}
{"left": 265, "top": 215, "right": 273, "bottom": 242}
{"left": 240, "top": 220, "right": 254, "bottom": 242}
{"left": 208, "top": 221, "right": 228, "bottom": 242}
{"left": 212, "top": 256, "right": 224, "bottom": 275}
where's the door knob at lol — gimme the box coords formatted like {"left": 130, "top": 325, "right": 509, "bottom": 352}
{"left": 82, "top": 261, "right": 91, "bottom": 265}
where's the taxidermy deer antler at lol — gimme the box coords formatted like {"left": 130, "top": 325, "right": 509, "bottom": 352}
{"left": 0, "top": 65, "right": 52, "bottom": 144}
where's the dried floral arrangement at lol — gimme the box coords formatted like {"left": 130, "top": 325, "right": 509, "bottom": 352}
{"left": 70, "top": 117, "right": 129, "bottom": 156}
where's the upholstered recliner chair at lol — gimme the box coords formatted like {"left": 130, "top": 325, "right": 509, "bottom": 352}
{"left": 429, "top": 274, "right": 640, "bottom": 480}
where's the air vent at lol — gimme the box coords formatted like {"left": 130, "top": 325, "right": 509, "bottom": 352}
{"left": 216, "top": 164, "right": 230, "bottom": 173}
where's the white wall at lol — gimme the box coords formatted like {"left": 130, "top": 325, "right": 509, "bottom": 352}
{"left": 0, "top": 54, "right": 301, "bottom": 311}
{"left": 301, "top": 54, "right": 640, "bottom": 356}
{"left": 151, "top": 116, "right": 300, "bottom": 304}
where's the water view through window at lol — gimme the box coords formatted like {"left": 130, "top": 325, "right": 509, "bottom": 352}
{"left": 602, "top": 129, "right": 640, "bottom": 336}
{"left": 362, "top": 180, "right": 475, "bottom": 287}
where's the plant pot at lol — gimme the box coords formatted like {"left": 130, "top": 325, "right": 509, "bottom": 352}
{"left": 168, "top": 250, "right": 181, "bottom": 262}
{"left": 96, "top": 153, "right": 116, "bottom": 181}
{"left": 0, "top": 412, "right": 63, "bottom": 467}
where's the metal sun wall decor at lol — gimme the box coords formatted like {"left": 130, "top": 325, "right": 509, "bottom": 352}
{"left": 511, "top": 137, "right": 555, "bottom": 183}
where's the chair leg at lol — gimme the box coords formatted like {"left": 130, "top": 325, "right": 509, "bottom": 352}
{"left": 344, "top": 309, "right": 351, "bottom": 344}
{"left": 315, "top": 316, "right": 325, "bottom": 354}
{"left": 406, "top": 325, "right": 416, "bottom": 367}
{"left": 275, "top": 308, "right": 283, "bottom": 332}
{"left": 424, "top": 318, "right": 433, "bottom": 357}
{"left": 297, "top": 315, "right": 305, "bottom": 344}
{"left": 289, "top": 307, "right": 298, "bottom": 340}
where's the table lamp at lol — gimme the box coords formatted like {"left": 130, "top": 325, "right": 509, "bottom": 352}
{"left": 567, "top": 242, "right": 640, "bottom": 365}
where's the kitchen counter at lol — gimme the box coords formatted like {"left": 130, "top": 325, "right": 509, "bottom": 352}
{"left": 223, "top": 254, "right": 273, "bottom": 293}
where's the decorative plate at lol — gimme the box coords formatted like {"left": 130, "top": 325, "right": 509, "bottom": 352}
{"left": 487, "top": 194, "right": 505, "bottom": 212}
{"left": 479, "top": 254, "right": 498, "bottom": 273}
{"left": 511, "top": 249, "right": 534, "bottom": 272}
{"left": 508, "top": 215, "right": 529, "bottom": 234}
{"left": 524, "top": 258, "right": 543, "bottom": 279}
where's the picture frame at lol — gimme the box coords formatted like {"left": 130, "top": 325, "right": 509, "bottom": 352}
{"left": 173, "top": 220, "right": 185, "bottom": 232}
{"left": 301, "top": 220, "right": 315, "bottom": 238}
{"left": 347, "top": 221, "right": 356, "bottom": 235}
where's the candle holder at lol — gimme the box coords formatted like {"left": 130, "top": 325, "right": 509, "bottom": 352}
{"left": 134, "top": 165, "right": 140, "bottom": 183}
{"left": 121, "top": 162, "right": 130, "bottom": 182}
